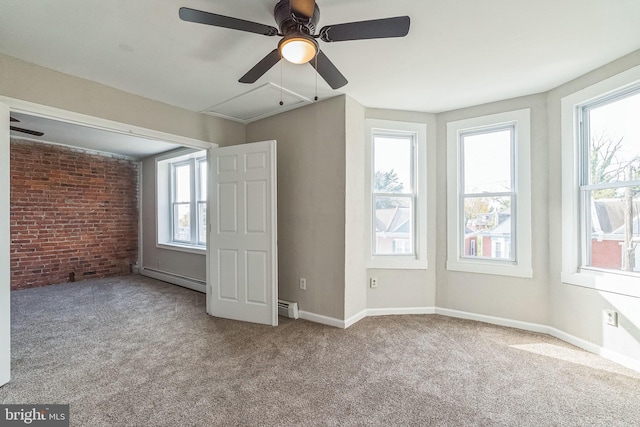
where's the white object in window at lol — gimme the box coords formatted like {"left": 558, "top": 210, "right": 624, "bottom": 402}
{"left": 446, "top": 109, "right": 532, "bottom": 278}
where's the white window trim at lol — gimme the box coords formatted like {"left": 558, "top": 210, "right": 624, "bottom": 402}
{"left": 561, "top": 65, "right": 640, "bottom": 298}
{"left": 365, "top": 119, "right": 428, "bottom": 269}
{"left": 446, "top": 109, "right": 532, "bottom": 278}
{"left": 156, "top": 148, "right": 208, "bottom": 254}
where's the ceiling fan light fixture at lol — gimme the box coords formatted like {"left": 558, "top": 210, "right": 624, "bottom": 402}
{"left": 279, "top": 35, "right": 317, "bottom": 64}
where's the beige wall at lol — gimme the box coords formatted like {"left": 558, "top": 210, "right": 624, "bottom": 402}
{"left": 546, "top": 50, "right": 640, "bottom": 362}
{"left": 247, "top": 96, "right": 347, "bottom": 320}
{"left": 344, "top": 96, "right": 367, "bottom": 319}
{"left": 435, "top": 94, "right": 550, "bottom": 325}
{"left": 364, "top": 109, "right": 438, "bottom": 310}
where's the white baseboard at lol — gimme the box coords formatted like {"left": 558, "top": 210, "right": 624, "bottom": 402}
{"left": 345, "top": 310, "right": 368, "bottom": 328}
{"left": 435, "top": 307, "right": 549, "bottom": 334}
{"left": 140, "top": 268, "right": 206, "bottom": 293}
{"left": 299, "top": 310, "right": 346, "bottom": 329}
{"left": 367, "top": 307, "right": 436, "bottom": 317}
{"left": 547, "top": 326, "right": 640, "bottom": 373}
{"left": 299, "top": 307, "right": 436, "bottom": 329}
{"left": 298, "top": 305, "right": 640, "bottom": 373}
{"left": 436, "top": 307, "right": 640, "bottom": 373}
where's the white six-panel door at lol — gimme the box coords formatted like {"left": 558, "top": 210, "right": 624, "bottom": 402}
{"left": 1, "top": 102, "right": 10, "bottom": 387}
{"left": 208, "top": 140, "right": 278, "bottom": 326}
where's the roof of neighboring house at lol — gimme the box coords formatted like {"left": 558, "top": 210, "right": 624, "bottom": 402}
{"left": 376, "top": 207, "right": 411, "bottom": 233}
{"left": 593, "top": 199, "right": 640, "bottom": 234}
{"left": 465, "top": 212, "right": 511, "bottom": 236}
{"left": 490, "top": 216, "right": 512, "bottom": 235}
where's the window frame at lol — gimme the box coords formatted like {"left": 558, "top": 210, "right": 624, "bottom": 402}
{"left": 446, "top": 109, "right": 532, "bottom": 278}
{"left": 561, "top": 65, "right": 640, "bottom": 298}
{"left": 365, "top": 119, "right": 428, "bottom": 269}
{"left": 156, "top": 148, "right": 208, "bottom": 253}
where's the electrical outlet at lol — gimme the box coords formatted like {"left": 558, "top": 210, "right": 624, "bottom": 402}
{"left": 299, "top": 278, "right": 306, "bottom": 290}
{"left": 605, "top": 309, "right": 618, "bottom": 327}
{"left": 370, "top": 277, "right": 378, "bottom": 288}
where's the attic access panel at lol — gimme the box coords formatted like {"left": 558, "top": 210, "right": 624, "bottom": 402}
{"left": 202, "top": 83, "right": 311, "bottom": 123}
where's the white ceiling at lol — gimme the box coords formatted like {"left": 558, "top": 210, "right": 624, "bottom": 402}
{"left": 9, "top": 112, "right": 181, "bottom": 159}
{"left": 2, "top": 0, "right": 640, "bottom": 155}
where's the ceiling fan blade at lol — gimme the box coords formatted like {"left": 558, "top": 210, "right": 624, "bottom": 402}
{"left": 11, "top": 126, "right": 44, "bottom": 137}
{"left": 309, "top": 50, "right": 348, "bottom": 90}
{"left": 290, "top": 0, "right": 316, "bottom": 20}
{"left": 10, "top": 117, "right": 19, "bottom": 122}
{"left": 179, "top": 7, "right": 278, "bottom": 36}
{"left": 239, "top": 49, "right": 282, "bottom": 84}
{"left": 319, "top": 16, "right": 410, "bottom": 42}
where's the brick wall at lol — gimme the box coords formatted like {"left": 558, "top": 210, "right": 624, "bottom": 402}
{"left": 10, "top": 139, "right": 139, "bottom": 290}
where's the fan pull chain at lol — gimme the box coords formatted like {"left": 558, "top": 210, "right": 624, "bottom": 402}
{"left": 314, "top": 53, "right": 318, "bottom": 101}
{"left": 279, "top": 60, "right": 284, "bottom": 106}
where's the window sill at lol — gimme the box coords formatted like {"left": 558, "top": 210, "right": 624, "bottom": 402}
{"left": 562, "top": 269, "right": 640, "bottom": 299}
{"left": 156, "top": 242, "right": 206, "bottom": 256}
{"left": 447, "top": 259, "right": 533, "bottom": 278}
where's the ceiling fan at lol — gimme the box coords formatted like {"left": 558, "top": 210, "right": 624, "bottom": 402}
{"left": 179, "top": 0, "right": 410, "bottom": 89}
{"left": 10, "top": 117, "right": 44, "bottom": 137}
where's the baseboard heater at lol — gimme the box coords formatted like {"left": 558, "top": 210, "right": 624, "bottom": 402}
{"left": 278, "top": 299, "right": 299, "bottom": 319}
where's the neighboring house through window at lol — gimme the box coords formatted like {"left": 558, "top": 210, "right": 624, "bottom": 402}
{"left": 447, "top": 109, "right": 532, "bottom": 277}
{"left": 157, "top": 149, "right": 208, "bottom": 251}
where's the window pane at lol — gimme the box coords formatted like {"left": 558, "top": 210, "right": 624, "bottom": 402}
{"left": 173, "top": 203, "right": 191, "bottom": 242}
{"left": 587, "top": 91, "right": 640, "bottom": 185}
{"left": 199, "top": 160, "right": 207, "bottom": 201}
{"left": 463, "top": 129, "right": 512, "bottom": 193}
{"left": 198, "top": 202, "right": 207, "bottom": 244}
{"left": 463, "top": 196, "right": 512, "bottom": 260}
{"left": 586, "top": 186, "right": 639, "bottom": 272}
{"left": 374, "top": 136, "right": 412, "bottom": 193}
{"left": 174, "top": 164, "right": 191, "bottom": 203}
{"left": 374, "top": 196, "right": 413, "bottom": 255}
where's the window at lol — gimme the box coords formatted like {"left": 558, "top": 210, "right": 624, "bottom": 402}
{"left": 447, "top": 109, "right": 532, "bottom": 277}
{"left": 373, "top": 133, "right": 415, "bottom": 255}
{"left": 366, "top": 120, "right": 427, "bottom": 269}
{"left": 579, "top": 88, "right": 640, "bottom": 273}
{"left": 460, "top": 125, "right": 515, "bottom": 261}
{"left": 561, "top": 65, "right": 640, "bottom": 297}
{"left": 157, "top": 149, "right": 208, "bottom": 251}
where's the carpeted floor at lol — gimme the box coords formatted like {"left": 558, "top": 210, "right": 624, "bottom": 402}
{"left": 1, "top": 275, "right": 639, "bottom": 426}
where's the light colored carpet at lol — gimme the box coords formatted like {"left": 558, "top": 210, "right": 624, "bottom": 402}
{"left": 1, "top": 275, "right": 639, "bottom": 426}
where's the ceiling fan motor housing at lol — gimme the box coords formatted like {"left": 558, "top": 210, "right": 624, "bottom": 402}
{"left": 274, "top": 0, "right": 320, "bottom": 35}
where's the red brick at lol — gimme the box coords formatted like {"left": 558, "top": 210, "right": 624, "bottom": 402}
{"left": 10, "top": 139, "right": 139, "bottom": 290}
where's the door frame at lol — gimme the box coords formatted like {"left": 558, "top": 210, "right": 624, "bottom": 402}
{"left": 0, "top": 96, "right": 215, "bottom": 386}
{"left": 1, "top": 101, "right": 10, "bottom": 387}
